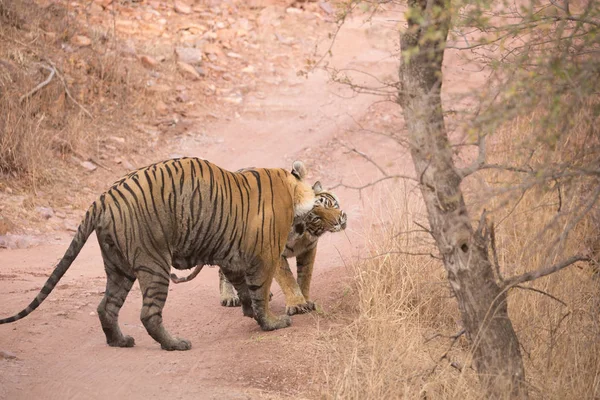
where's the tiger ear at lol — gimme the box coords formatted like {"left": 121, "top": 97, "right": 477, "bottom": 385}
{"left": 312, "top": 181, "right": 323, "bottom": 193}
{"left": 291, "top": 161, "right": 307, "bottom": 180}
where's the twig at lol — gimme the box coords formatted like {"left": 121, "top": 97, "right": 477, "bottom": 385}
{"left": 342, "top": 144, "right": 389, "bottom": 177}
{"left": 503, "top": 255, "right": 591, "bottom": 288}
{"left": 42, "top": 58, "right": 93, "bottom": 119}
{"left": 457, "top": 134, "right": 487, "bottom": 178}
{"left": 490, "top": 222, "right": 504, "bottom": 283}
{"left": 413, "top": 221, "right": 433, "bottom": 235}
{"left": 363, "top": 250, "right": 442, "bottom": 260}
{"left": 513, "top": 285, "right": 568, "bottom": 307}
{"left": 424, "top": 328, "right": 466, "bottom": 344}
{"left": 329, "top": 174, "right": 417, "bottom": 193}
{"left": 19, "top": 64, "right": 55, "bottom": 103}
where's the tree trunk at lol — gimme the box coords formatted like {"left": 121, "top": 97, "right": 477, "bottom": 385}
{"left": 397, "top": 0, "right": 526, "bottom": 397}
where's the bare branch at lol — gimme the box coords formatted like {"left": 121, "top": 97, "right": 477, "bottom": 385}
{"left": 363, "top": 250, "right": 442, "bottom": 260}
{"left": 342, "top": 144, "right": 389, "bottom": 177}
{"left": 424, "top": 328, "right": 466, "bottom": 344}
{"left": 503, "top": 255, "right": 591, "bottom": 288}
{"left": 43, "top": 58, "right": 93, "bottom": 119}
{"left": 19, "top": 64, "right": 55, "bottom": 103}
{"left": 513, "top": 285, "right": 568, "bottom": 307}
{"left": 457, "top": 134, "right": 486, "bottom": 178}
{"left": 329, "top": 174, "right": 417, "bottom": 193}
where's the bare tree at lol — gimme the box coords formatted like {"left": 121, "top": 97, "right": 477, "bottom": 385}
{"left": 397, "top": 0, "right": 527, "bottom": 396}
{"left": 312, "top": 0, "right": 600, "bottom": 396}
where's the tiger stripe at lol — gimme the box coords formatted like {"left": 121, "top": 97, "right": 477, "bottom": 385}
{"left": 0, "top": 158, "right": 315, "bottom": 351}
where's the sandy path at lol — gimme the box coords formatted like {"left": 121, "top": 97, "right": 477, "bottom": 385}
{"left": 0, "top": 10, "right": 403, "bottom": 400}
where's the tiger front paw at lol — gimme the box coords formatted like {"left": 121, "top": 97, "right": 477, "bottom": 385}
{"left": 259, "top": 314, "right": 292, "bottom": 331}
{"left": 285, "top": 300, "right": 316, "bottom": 316}
{"left": 220, "top": 294, "right": 240, "bottom": 307}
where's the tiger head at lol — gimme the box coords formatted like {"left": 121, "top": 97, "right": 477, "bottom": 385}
{"left": 303, "top": 181, "right": 347, "bottom": 237}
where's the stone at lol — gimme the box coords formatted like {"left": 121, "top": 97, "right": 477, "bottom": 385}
{"left": 36, "top": 206, "right": 54, "bottom": 219}
{"left": 108, "top": 136, "right": 125, "bottom": 144}
{"left": 241, "top": 65, "right": 255, "bottom": 73}
{"left": 0, "top": 350, "right": 17, "bottom": 360}
{"left": 226, "top": 52, "right": 242, "bottom": 59}
{"left": 81, "top": 161, "right": 97, "bottom": 171}
{"left": 0, "top": 216, "right": 15, "bottom": 235}
{"left": 64, "top": 220, "right": 79, "bottom": 232}
{"left": 140, "top": 55, "right": 158, "bottom": 69}
{"left": 319, "top": 1, "right": 334, "bottom": 14}
{"left": 177, "top": 62, "right": 201, "bottom": 80}
{"left": 216, "top": 29, "right": 235, "bottom": 42}
{"left": 203, "top": 43, "right": 223, "bottom": 56}
{"left": 174, "top": 1, "right": 192, "bottom": 14}
{"left": 71, "top": 35, "right": 92, "bottom": 47}
{"left": 175, "top": 47, "right": 203, "bottom": 65}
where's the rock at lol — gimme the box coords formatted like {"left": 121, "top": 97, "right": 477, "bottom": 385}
{"left": 122, "top": 160, "right": 135, "bottom": 170}
{"left": 319, "top": 1, "right": 334, "bottom": 14}
{"left": 174, "top": 1, "right": 192, "bottom": 14}
{"left": 177, "top": 62, "right": 201, "bottom": 80}
{"left": 241, "top": 65, "right": 255, "bottom": 73}
{"left": 175, "top": 47, "right": 203, "bottom": 65}
{"left": 0, "top": 350, "right": 17, "bottom": 360}
{"left": 81, "top": 161, "right": 97, "bottom": 172}
{"left": 95, "top": 0, "right": 113, "bottom": 8}
{"left": 108, "top": 136, "right": 125, "bottom": 144}
{"left": 203, "top": 43, "right": 223, "bottom": 56}
{"left": 0, "top": 234, "right": 40, "bottom": 249}
{"left": 155, "top": 100, "right": 169, "bottom": 115}
{"left": 286, "top": 7, "right": 302, "bottom": 14}
{"left": 63, "top": 220, "right": 79, "bottom": 232}
{"left": 221, "top": 93, "right": 243, "bottom": 104}
{"left": 89, "top": 311, "right": 97, "bottom": 316}
{"left": 0, "top": 216, "right": 15, "bottom": 235}
{"left": 216, "top": 29, "right": 235, "bottom": 42}
{"left": 71, "top": 35, "right": 92, "bottom": 47}
{"left": 140, "top": 55, "right": 158, "bottom": 69}
{"left": 35, "top": 206, "right": 54, "bottom": 220}
{"left": 15, "top": 236, "right": 39, "bottom": 249}
{"left": 195, "top": 66, "right": 206, "bottom": 77}
{"left": 54, "top": 211, "right": 67, "bottom": 219}
{"left": 226, "top": 52, "right": 242, "bottom": 59}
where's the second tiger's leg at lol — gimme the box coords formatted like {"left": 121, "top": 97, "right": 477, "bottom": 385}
{"left": 274, "top": 257, "right": 314, "bottom": 316}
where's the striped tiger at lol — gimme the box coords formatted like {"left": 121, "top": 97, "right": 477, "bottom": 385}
{"left": 0, "top": 158, "right": 315, "bottom": 351}
{"left": 170, "top": 181, "right": 347, "bottom": 315}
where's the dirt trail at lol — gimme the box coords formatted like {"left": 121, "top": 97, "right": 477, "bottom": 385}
{"left": 0, "top": 6, "right": 403, "bottom": 400}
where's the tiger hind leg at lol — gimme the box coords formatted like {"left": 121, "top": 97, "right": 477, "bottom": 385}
{"left": 136, "top": 265, "right": 191, "bottom": 351}
{"left": 98, "top": 247, "right": 136, "bottom": 348}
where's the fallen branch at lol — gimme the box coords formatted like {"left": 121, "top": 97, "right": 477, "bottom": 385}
{"left": 19, "top": 64, "right": 55, "bottom": 103}
{"left": 43, "top": 58, "right": 93, "bottom": 119}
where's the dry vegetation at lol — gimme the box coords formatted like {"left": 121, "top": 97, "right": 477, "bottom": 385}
{"left": 0, "top": 0, "right": 161, "bottom": 226}
{"left": 317, "top": 114, "right": 600, "bottom": 398}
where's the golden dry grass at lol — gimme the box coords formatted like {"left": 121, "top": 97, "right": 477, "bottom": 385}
{"left": 318, "top": 117, "right": 600, "bottom": 399}
{"left": 0, "top": 0, "right": 153, "bottom": 190}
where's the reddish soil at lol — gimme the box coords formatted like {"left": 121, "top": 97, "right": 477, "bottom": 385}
{"left": 0, "top": 3, "right": 408, "bottom": 399}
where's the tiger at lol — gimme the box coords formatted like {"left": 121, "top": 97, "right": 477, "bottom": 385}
{"left": 170, "top": 181, "right": 347, "bottom": 315}
{"left": 0, "top": 158, "right": 316, "bottom": 351}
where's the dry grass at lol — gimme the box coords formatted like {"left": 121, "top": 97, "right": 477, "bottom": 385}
{"left": 318, "top": 114, "right": 600, "bottom": 398}
{"left": 0, "top": 0, "right": 154, "bottom": 191}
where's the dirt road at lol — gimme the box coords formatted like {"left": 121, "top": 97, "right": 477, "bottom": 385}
{"left": 0, "top": 6, "right": 403, "bottom": 399}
